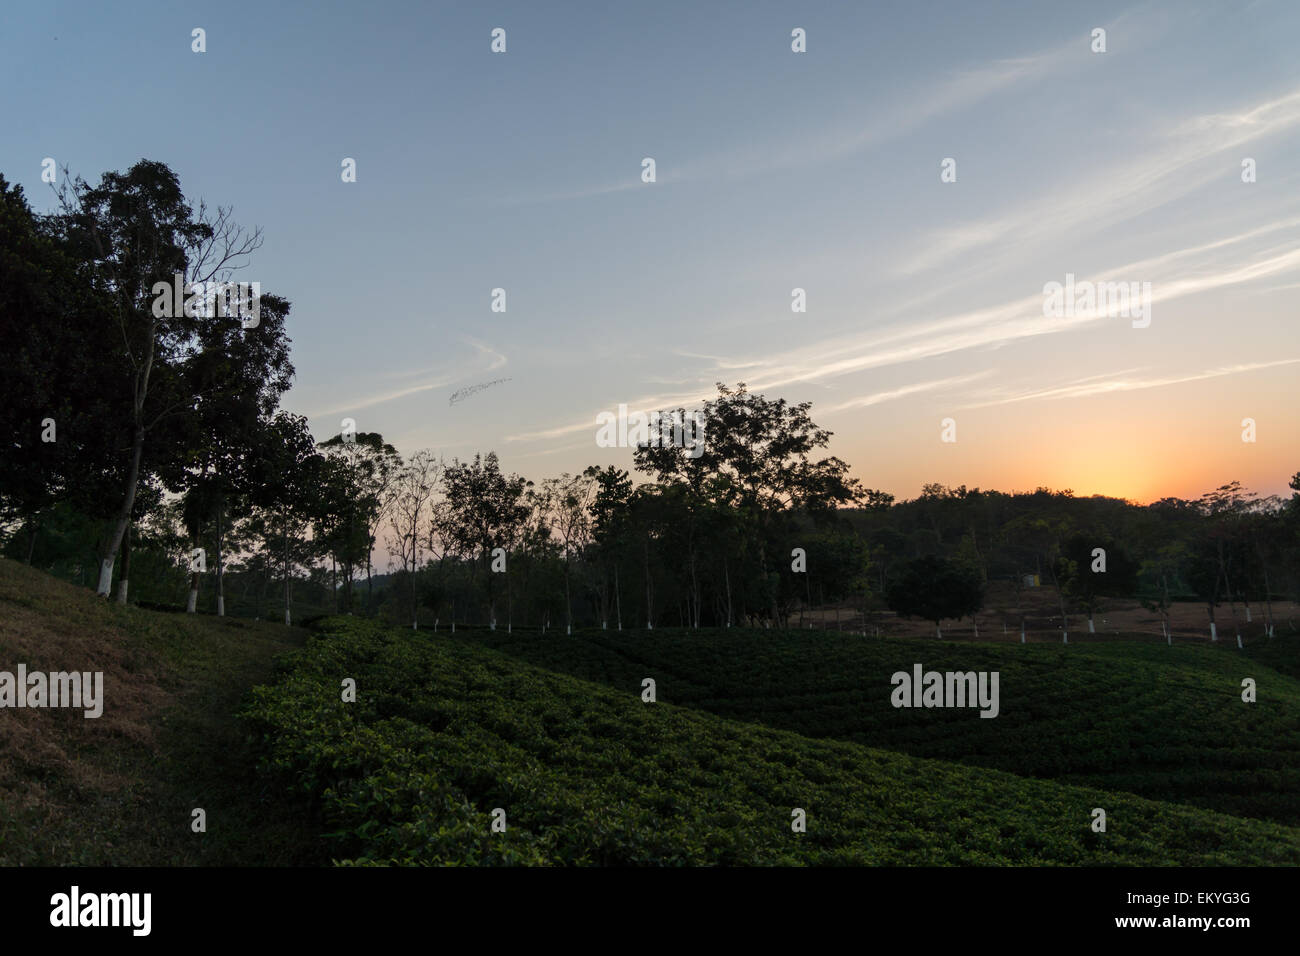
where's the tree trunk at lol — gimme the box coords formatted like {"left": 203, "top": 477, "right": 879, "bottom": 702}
{"left": 723, "top": 558, "right": 732, "bottom": 627}
{"left": 216, "top": 497, "right": 225, "bottom": 617}
{"left": 114, "top": 520, "right": 131, "bottom": 604}
{"left": 615, "top": 563, "right": 623, "bottom": 631}
{"left": 564, "top": 550, "right": 572, "bottom": 636}
{"left": 1220, "top": 564, "right": 1241, "bottom": 645}
{"left": 1054, "top": 582, "right": 1069, "bottom": 642}
{"left": 644, "top": 539, "right": 653, "bottom": 629}
{"left": 1263, "top": 564, "right": 1274, "bottom": 639}
{"left": 283, "top": 511, "right": 292, "bottom": 626}
{"left": 23, "top": 515, "right": 38, "bottom": 565}
{"left": 187, "top": 524, "right": 201, "bottom": 613}
{"left": 689, "top": 549, "right": 699, "bottom": 628}
{"left": 98, "top": 425, "right": 146, "bottom": 596}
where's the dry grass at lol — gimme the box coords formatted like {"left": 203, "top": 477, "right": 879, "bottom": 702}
{"left": 0, "top": 557, "right": 324, "bottom": 865}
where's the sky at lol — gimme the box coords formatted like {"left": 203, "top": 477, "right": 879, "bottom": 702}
{"left": 3, "top": 0, "right": 1298, "bottom": 504}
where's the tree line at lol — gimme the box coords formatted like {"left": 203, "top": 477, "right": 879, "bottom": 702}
{"left": 3, "top": 160, "right": 1298, "bottom": 640}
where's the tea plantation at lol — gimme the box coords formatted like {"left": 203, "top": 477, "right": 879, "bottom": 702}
{"left": 459, "top": 628, "right": 1300, "bottom": 827}
{"left": 241, "top": 618, "right": 1300, "bottom": 865}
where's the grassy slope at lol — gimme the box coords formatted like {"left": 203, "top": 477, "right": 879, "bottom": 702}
{"left": 454, "top": 627, "right": 1300, "bottom": 827}
{"left": 0, "top": 557, "right": 323, "bottom": 865}
{"left": 243, "top": 618, "right": 1300, "bottom": 865}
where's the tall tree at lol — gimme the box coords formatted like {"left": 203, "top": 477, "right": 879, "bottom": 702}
{"left": 53, "top": 161, "right": 263, "bottom": 596}
{"left": 316, "top": 432, "right": 400, "bottom": 612}
{"left": 440, "top": 453, "right": 530, "bottom": 628}
{"left": 387, "top": 450, "right": 441, "bottom": 629}
{"left": 634, "top": 383, "right": 864, "bottom": 623}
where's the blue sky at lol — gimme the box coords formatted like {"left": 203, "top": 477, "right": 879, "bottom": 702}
{"left": 3, "top": 0, "right": 1298, "bottom": 502}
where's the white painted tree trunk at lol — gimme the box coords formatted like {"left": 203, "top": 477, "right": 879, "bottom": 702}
{"left": 1088, "top": 618, "right": 1095, "bottom": 634}
{"left": 1210, "top": 622, "right": 1218, "bottom": 641}
{"left": 284, "top": 608, "right": 291, "bottom": 626}
{"left": 217, "top": 595, "right": 225, "bottom": 616}
{"left": 187, "top": 587, "right": 198, "bottom": 613}
{"left": 97, "top": 559, "right": 114, "bottom": 597}
{"left": 1236, "top": 633, "right": 1243, "bottom": 649}
{"left": 936, "top": 623, "right": 942, "bottom": 640}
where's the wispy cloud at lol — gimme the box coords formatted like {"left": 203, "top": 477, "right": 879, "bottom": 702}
{"left": 310, "top": 336, "right": 509, "bottom": 417}
{"left": 896, "top": 86, "right": 1300, "bottom": 277}
{"left": 959, "top": 359, "right": 1300, "bottom": 409}
{"left": 491, "top": 18, "right": 1133, "bottom": 206}
{"left": 818, "top": 372, "right": 996, "bottom": 415}
{"left": 313, "top": 379, "right": 452, "bottom": 417}
{"left": 731, "top": 218, "right": 1300, "bottom": 394}
{"left": 507, "top": 216, "right": 1300, "bottom": 442}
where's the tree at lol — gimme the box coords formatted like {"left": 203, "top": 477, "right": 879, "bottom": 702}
{"left": 1199, "top": 481, "right": 1258, "bottom": 646}
{"left": 440, "top": 453, "right": 530, "bottom": 628}
{"left": 316, "top": 432, "right": 400, "bottom": 612}
{"left": 634, "top": 383, "right": 864, "bottom": 623}
{"left": 245, "top": 412, "right": 323, "bottom": 625}
{"left": 52, "top": 160, "right": 264, "bottom": 596}
{"left": 0, "top": 174, "right": 121, "bottom": 560}
{"left": 539, "top": 473, "right": 595, "bottom": 635}
{"left": 1139, "top": 541, "right": 1188, "bottom": 645}
{"left": 159, "top": 287, "right": 294, "bottom": 612}
{"left": 886, "top": 555, "right": 985, "bottom": 639}
{"left": 387, "top": 450, "right": 441, "bottom": 629}
{"left": 584, "top": 465, "right": 633, "bottom": 629}
{"left": 800, "top": 526, "right": 871, "bottom": 632}
{"left": 1056, "top": 534, "right": 1139, "bottom": 634}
